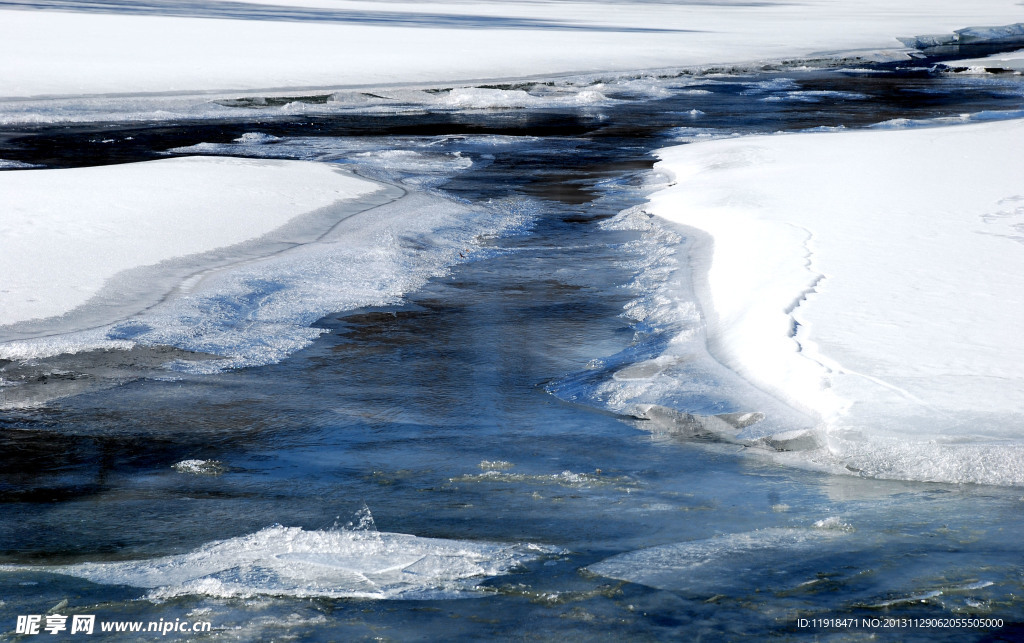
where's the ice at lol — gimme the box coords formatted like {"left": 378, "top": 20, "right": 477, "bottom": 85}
{"left": 168, "top": 133, "right": 538, "bottom": 195}
{"left": 3, "top": 523, "right": 553, "bottom": 600}
{"left": 439, "top": 87, "right": 609, "bottom": 110}
{"left": 0, "top": 157, "right": 381, "bottom": 328}
{"left": 957, "top": 23, "right": 1024, "bottom": 43}
{"left": 812, "top": 516, "right": 854, "bottom": 532}
{"left": 478, "top": 460, "right": 515, "bottom": 471}
{"left": 547, "top": 204, "right": 816, "bottom": 444}
{"left": 646, "top": 118, "right": 1024, "bottom": 485}
{"left": 741, "top": 78, "right": 801, "bottom": 95}
{"left": 899, "top": 22, "right": 1024, "bottom": 57}
{"left": 172, "top": 459, "right": 228, "bottom": 475}
{"left": 762, "top": 90, "right": 870, "bottom": 103}
{"left": 587, "top": 527, "right": 848, "bottom": 593}
{"left": 0, "top": 83, "right": 613, "bottom": 125}
{"left": 868, "top": 110, "right": 1024, "bottom": 129}
{"left": 5, "top": 3, "right": 1024, "bottom": 118}
{"left": 0, "top": 159, "right": 40, "bottom": 169}
{"left": 2, "top": 190, "right": 528, "bottom": 372}
{"left": 350, "top": 149, "right": 473, "bottom": 179}
{"left": 451, "top": 469, "right": 636, "bottom": 491}
{"left": 870, "top": 590, "right": 943, "bottom": 608}
{"left": 170, "top": 134, "right": 486, "bottom": 174}
{"left": 233, "top": 132, "right": 281, "bottom": 144}
{"left": 942, "top": 47, "right": 1024, "bottom": 72}
{"left": 627, "top": 404, "right": 778, "bottom": 446}
{"left": 669, "top": 127, "right": 740, "bottom": 143}
{"left": 0, "top": 156, "right": 528, "bottom": 376}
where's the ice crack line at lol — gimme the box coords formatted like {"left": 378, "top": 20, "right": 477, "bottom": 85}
{"left": 782, "top": 223, "right": 824, "bottom": 343}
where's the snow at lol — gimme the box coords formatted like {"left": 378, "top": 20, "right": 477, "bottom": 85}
{"left": 2, "top": 1, "right": 1024, "bottom": 101}
{"left": 648, "top": 118, "right": 1024, "bottom": 485}
{"left": 0, "top": 156, "right": 382, "bottom": 327}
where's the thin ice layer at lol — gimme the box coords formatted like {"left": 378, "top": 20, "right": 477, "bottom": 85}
{"left": 2, "top": 524, "right": 551, "bottom": 600}
{"left": 0, "top": 156, "right": 382, "bottom": 327}
{"left": 648, "top": 118, "right": 1024, "bottom": 485}
{"left": 587, "top": 526, "right": 848, "bottom": 594}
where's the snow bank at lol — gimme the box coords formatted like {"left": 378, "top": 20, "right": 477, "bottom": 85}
{"left": 0, "top": 156, "right": 382, "bottom": 327}
{"left": 648, "top": 118, "right": 1024, "bottom": 485}
{"left": 3, "top": 1, "right": 1024, "bottom": 101}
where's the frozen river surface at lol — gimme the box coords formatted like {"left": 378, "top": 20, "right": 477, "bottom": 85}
{"left": 3, "top": 64, "right": 1024, "bottom": 640}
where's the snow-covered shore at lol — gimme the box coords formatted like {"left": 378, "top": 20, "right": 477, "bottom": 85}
{"left": 2, "top": 1, "right": 1024, "bottom": 100}
{"left": 648, "top": 118, "right": 1024, "bottom": 484}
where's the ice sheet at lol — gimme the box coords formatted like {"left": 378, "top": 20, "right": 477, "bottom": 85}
{"left": 0, "top": 157, "right": 382, "bottom": 328}
{"left": 3, "top": 2, "right": 1024, "bottom": 104}
{"left": 647, "top": 118, "right": 1024, "bottom": 485}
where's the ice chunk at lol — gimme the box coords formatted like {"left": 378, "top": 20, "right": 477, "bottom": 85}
{"left": 0, "top": 159, "right": 40, "bottom": 169}
{"left": 233, "top": 132, "right": 280, "bottom": 144}
{"left": 899, "top": 22, "right": 1024, "bottom": 57}
{"left": 172, "top": 459, "right": 227, "bottom": 475}
{"left": 941, "top": 47, "right": 1024, "bottom": 73}
{"left": 3, "top": 524, "right": 553, "bottom": 600}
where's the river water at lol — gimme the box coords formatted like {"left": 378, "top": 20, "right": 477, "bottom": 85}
{"left": 3, "top": 63, "right": 1024, "bottom": 640}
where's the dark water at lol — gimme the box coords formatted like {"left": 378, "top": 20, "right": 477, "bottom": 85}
{"left": 3, "top": 65, "right": 1024, "bottom": 641}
